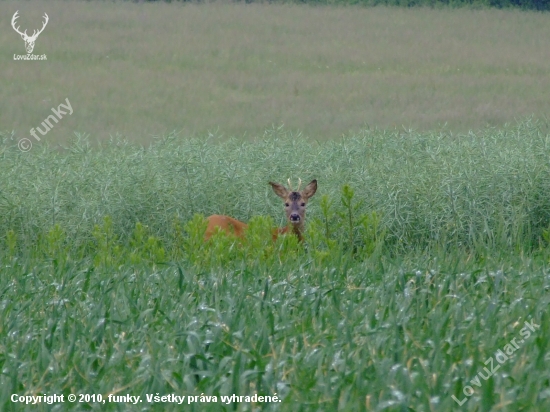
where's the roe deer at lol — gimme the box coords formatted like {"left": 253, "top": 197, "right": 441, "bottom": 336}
{"left": 205, "top": 179, "right": 317, "bottom": 242}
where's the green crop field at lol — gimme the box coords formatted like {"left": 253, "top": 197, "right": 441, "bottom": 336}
{"left": 2, "top": 120, "right": 550, "bottom": 411}
{"left": 2, "top": 0, "right": 550, "bottom": 411}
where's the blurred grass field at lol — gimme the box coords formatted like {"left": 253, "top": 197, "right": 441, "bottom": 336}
{"left": 1, "top": 1, "right": 550, "bottom": 142}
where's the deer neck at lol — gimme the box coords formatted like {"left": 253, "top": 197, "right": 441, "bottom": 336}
{"left": 273, "top": 224, "right": 303, "bottom": 242}
{"left": 278, "top": 223, "right": 304, "bottom": 242}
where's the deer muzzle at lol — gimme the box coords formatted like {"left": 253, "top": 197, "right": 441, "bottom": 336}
{"left": 289, "top": 213, "right": 301, "bottom": 223}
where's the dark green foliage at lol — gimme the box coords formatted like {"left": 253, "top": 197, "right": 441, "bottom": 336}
{"left": 150, "top": 0, "right": 550, "bottom": 11}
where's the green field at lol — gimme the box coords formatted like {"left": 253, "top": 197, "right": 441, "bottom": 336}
{"left": 2, "top": 1, "right": 550, "bottom": 142}
{"left": 2, "top": 120, "right": 550, "bottom": 410}
{"left": 3, "top": 0, "right": 550, "bottom": 411}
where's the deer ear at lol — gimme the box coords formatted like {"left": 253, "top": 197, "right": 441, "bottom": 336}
{"left": 269, "top": 182, "right": 288, "bottom": 199}
{"left": 302, "top": 179, "right": 317, "bottom": 200}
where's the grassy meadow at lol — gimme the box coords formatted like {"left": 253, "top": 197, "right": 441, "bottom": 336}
{"left": 3, "top": 0, "right": 550, "bottom": 411}
{"left": 1, "top": 1, "right": 550, "bottom": 142}
{"left": 2, "top": 120, "right": 550, "bottom": 411}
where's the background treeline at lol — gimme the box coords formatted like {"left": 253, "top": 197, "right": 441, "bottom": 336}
{"left": 295, "top": 0, "right": 549, "bottom": 10}
{"left": 147, "top": 0, "right": 550, "bottom": 11}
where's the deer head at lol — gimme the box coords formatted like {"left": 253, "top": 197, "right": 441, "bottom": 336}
{"left": 12, "top": 11, "right": 49, "bottom": 54}
{"left": 269, "top": 179, "right": 317, "bottom": 233}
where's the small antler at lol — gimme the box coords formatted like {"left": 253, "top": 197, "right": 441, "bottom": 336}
{"left": 286, "top": 178, "right": 302, "bottom": 192}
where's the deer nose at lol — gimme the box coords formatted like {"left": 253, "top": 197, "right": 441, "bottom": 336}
{"left": 290, "top": 213, "right": 301, "bottom": 222}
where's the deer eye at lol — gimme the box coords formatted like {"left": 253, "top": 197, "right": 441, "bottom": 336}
{"left": 301, "top": 203, "right": 305, "bottom": 207}
{"left": 285, "top": 203, "right": 289, "bottom": 207}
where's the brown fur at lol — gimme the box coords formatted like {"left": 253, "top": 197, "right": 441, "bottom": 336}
{"left": 204, "top": 179, "right": 317, "bottom": 242}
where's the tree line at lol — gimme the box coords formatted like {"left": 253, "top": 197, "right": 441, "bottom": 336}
{"left": 147, "top": 0, "right": 549, "bottom": 11}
